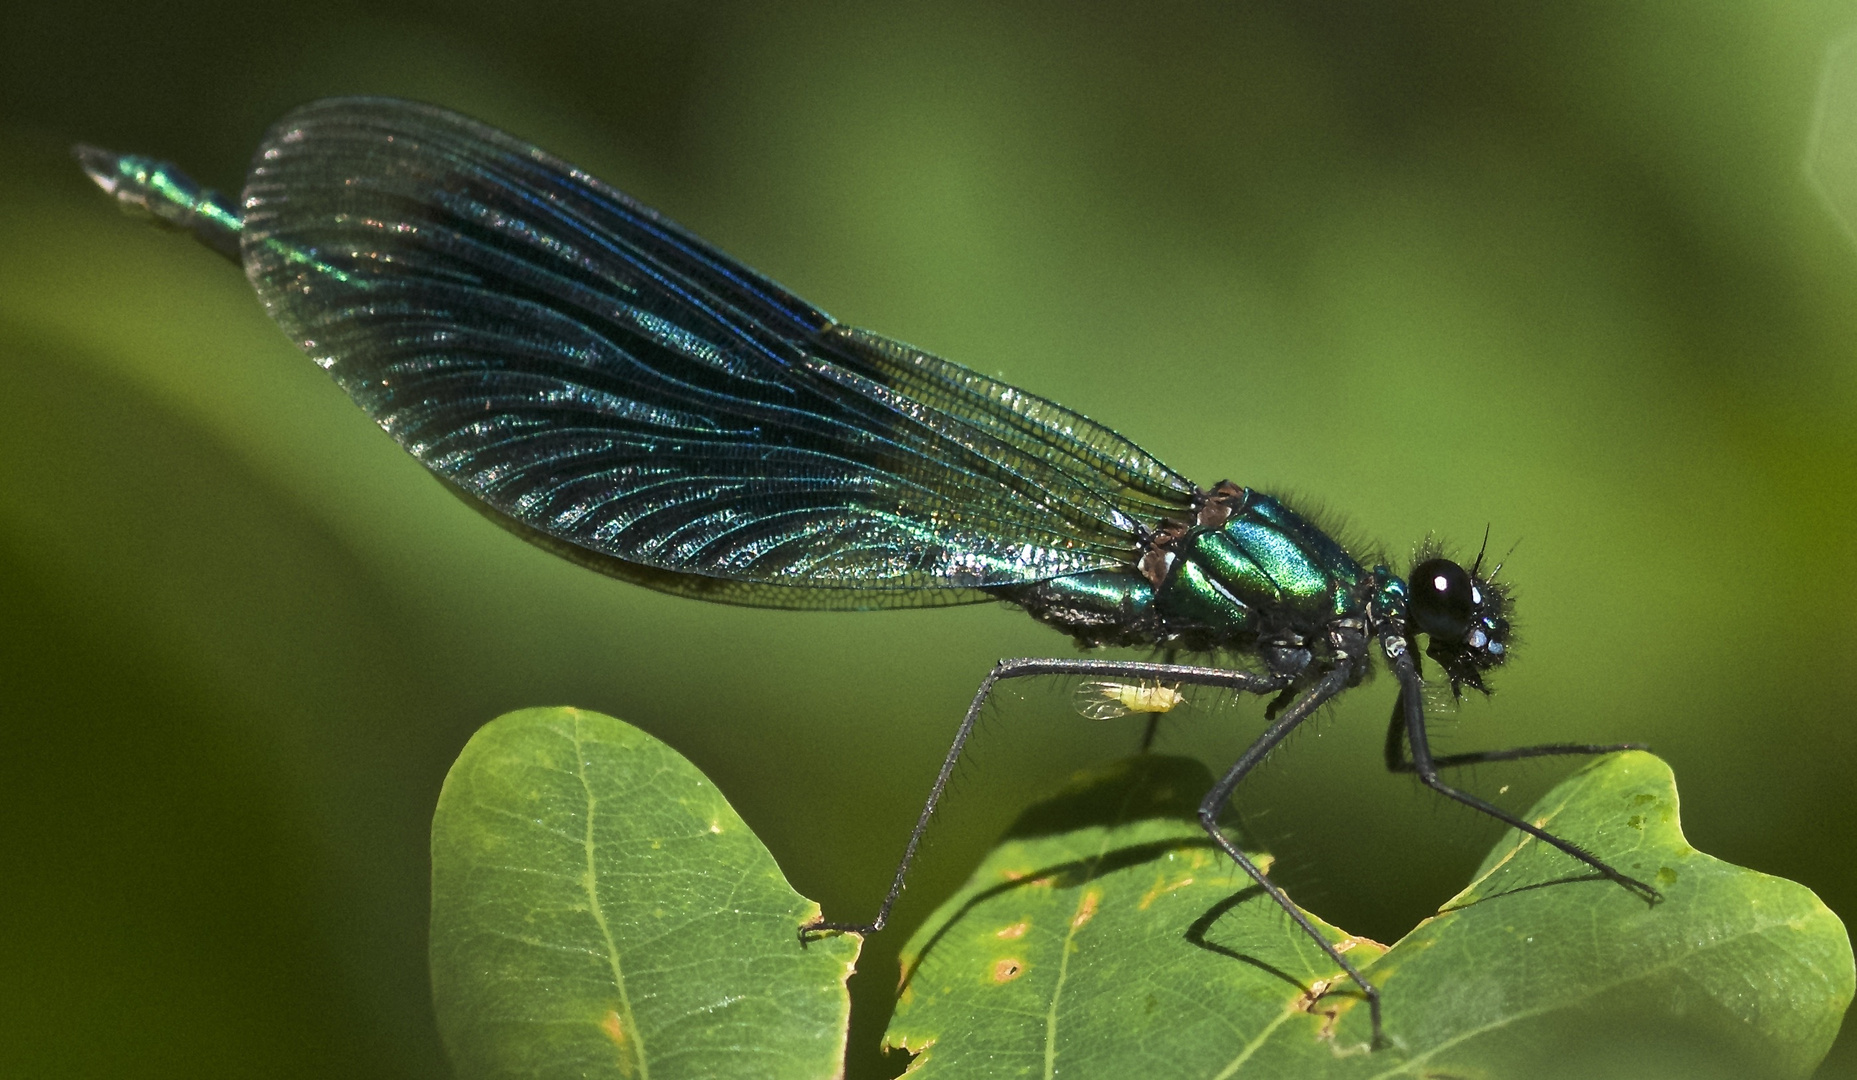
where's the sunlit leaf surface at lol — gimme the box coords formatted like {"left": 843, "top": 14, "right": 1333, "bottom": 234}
{"left": 886, "top": 752, "right": 1853, "bottom": 1079}
{"left": 430, "top": 708, "right": 859, "bottom": 1080}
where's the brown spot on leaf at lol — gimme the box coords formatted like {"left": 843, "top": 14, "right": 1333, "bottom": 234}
{"left": 1000, "top": 868, "right": 1055, "bottom": 888}
{"left": 1296, "top": 981, "right": 1351, "bottom": 1041}
{"left": 1291, "top": 975, "right": 1368, "bottom": 1045}
{"left": 991, "top": 958, "right": 1025, "bottom": 983}
{"left": 996, "top": 920, "right": 1030, "bottom": 940}
{"left": 1309, "top": 976, "right": 1379, "bottom": 1050}
{"left": 1138, "top": 875, "right": 1194, "bottom": 910}
{"left": 1071, "top": 890, "right": 1100, "bottom": 929}
{"left": 1298, "top": 977, "right": 1334, "bottom": 1009}
{"left": 600, "top": 1009, "right": 640, "bottom": 1077}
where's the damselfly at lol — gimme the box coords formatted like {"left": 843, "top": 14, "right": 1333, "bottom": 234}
{"left": 77, "top": 98, "right": 1656, "bottom": 1046}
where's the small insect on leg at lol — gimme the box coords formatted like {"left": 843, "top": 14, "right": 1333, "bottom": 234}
{"left": 1072, "top": 679, "right": 1189, "bottom": 722}
{"left": 1072, "top": 679, "right": 1185, "bottom": 755}
{"left": 1386, "top": 662, "right": 1662, "bottom": 906}
{"left": 1133, "top": 648, "right": 1186, "bottom": 752}
{"left": 1074, "top": 678, "right": 1189, "bottom": 761}
{"left": 1193, "top": 663, "right": 1388, "bottom": 1048}
{"left": 801, "top": 658, "right": 1288, "bottom": 941}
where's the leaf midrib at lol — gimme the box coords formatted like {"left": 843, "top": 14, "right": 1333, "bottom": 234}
{"left": 575, "top": 717, "right": 649, "bottom": 1080}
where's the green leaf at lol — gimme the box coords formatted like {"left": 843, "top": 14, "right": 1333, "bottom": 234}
{"left": 430, "top": 707, "right": 860, "bottom": 1080}
{"left": 886, "top": 751, "right": 1853, "bottom": 1079}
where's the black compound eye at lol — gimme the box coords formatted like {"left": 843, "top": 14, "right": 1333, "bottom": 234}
{"left": 1410, "top": 558, "right": 1475, "bottom": 640}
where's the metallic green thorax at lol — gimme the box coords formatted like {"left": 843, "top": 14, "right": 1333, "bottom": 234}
{"left": 1000, "top": 487, "right": 1374, "bottom": 655}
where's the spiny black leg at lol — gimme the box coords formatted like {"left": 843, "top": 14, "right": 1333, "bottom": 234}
{"left": 1387, "top": 661, "right": 1662, "bottom": 906}
{"left": 1383, "top": 699, "right": 1646, "bottom": 773}
{"left": 1382, "top": 698, "right": 1407, "bottom": 771}
{"left": 1194, "top": 664, "right": 1386, "bottom": 1048}
{"left": 801, "top": 657, "right": 1292, "bottom": 941}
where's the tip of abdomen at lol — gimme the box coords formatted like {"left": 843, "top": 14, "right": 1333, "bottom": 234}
{"left": 71, "top": 144, "right": 243, "bottom": 264}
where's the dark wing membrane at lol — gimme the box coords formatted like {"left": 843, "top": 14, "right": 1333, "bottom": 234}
{"left": 239, "top": 98, "right": 1196, "bottom": 603}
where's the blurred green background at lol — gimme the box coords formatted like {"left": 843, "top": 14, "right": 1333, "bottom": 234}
{"left": 4, "top": 2, "right": 1855, "bottom": 1076}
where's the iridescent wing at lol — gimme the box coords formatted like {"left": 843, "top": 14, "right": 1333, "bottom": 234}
{"left": 237, "top": 98, "right": 1196, "bottom": 608}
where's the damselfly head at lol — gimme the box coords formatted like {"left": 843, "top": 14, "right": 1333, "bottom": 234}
{"left": 1405, "top": 547, "right": 1511, "bottom": 696}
